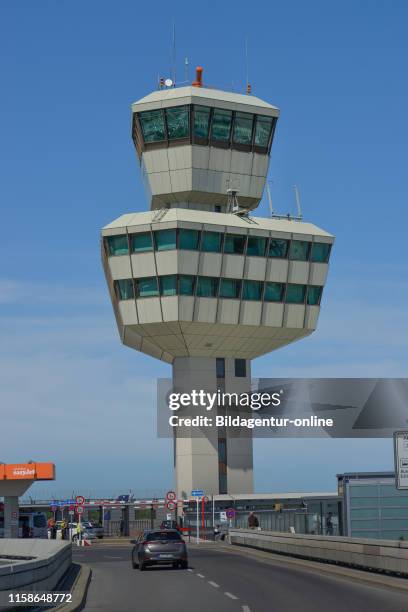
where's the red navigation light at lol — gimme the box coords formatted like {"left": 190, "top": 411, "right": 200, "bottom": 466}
{"left": 192, "top": 66, "right": 203, "bottom": 88}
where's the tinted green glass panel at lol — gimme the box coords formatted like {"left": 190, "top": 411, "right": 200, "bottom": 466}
{"left": 307, "top": 286, "right": 322, "bottom": 306}
{"left": 289, "top": 240, "right": 310, "bottom": 261}
{"left": 131, "top": 232, "right": 153, "bottom": 252}
{"left": 197, "top": 277, "right": 219, "bottom": 297}
{"left": 264, "top": 282, "right": 284, "bottom": 302}
{"left": 137, "top": 277, "right": 159, "bottom": 297}
{"left": 247, "top": 236, "right": 267, "bottom": 256}
{"left": 201, "top": 231, "right": 222, "bottom": 252}
{"left": 107, "top": 235, "right": 128, "bottom": 256}
{"left": 311, "top": 242, "right": 331, "bottom": 263}
{"left": 211, "top": 109, "right": 232, "bottom": 142}
{"left": 380, "top": 497, "right": 408, "bottom": 507}
{"left": 194, "top": 105, "right": 211, "bottom": 138}
{"left": 165, "top": 106, "right": 189, "bottom": 140}
{"left": 350, "top": 497, "right": 379, "bottom": 508}
{"left": 242, "top": 280, "right": 262, "bottom": 301}
{"left": 224, "top": 234, "right": 246, "bottom": 254}
{"left": 381, "top": 519, "right": 408, "bottom": 529}
{"left": 160, "top": 275, "right": 177, "bottom": 296}
{"left": 155, "top": 229, "right": 177, "bottom": 251}
{"left": 351, "top": 531, "right": 380, "bottom": 538}
{"left": 286, "top": 284, "right": 306, "bottom": 303}
{"left": 178, "top": 229, "right": 200, "bottom": 250}
{"left": 219, "top": 278, "right": 241, "bottom": 299}
{"left": 350, "top": 508, "right": 379, "bottom": 519}
{"left": 233, "top": 112, "right": 254, "bottom": 144}
{"left": 116, "top": 279, "right": 134, "bottom": 300}
{"left": 351, "top": 519, "right": 380, "bottom": 529}
{"left": 269, "top": 239, "right": 289, "bottom": 258}
{"left": 179, "top": 275, "right": 195, "bottom": 296}
{"left": 139, "top": 109, "right": 166, "bottom": 142}
{"left": 381, "top": 508, "right": 408, "bottom": 518}
{"left": 254, "top": 115, "right": 273, "bottom": 147}
{"left": 379, "top": 485, "right": 407, "bottom": 497}
{"left": 381, "top": 530, "right": 408, "bottom": 539}
{"left": 350, "top": 485, "right": 378, "bottom": 497}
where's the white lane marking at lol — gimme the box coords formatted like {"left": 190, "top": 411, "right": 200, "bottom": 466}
{"left": 242, "top": 606, "right": 251, "bottom": 612}
{"left": 197, "top": 573, "right": 205, "bottom": 578}
{"left": 208, "top": 581, "right": 219, "bottom": 588}
{"left": 225, "top": 592, "right": 239, "bottom": 600}
{"left": 103, "top": 555, "right": 123, "bottom": 559}
{"left": 187, "top": 568, "right": 193, "bottom": 572}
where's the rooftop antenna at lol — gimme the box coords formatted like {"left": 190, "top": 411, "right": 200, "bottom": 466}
{"left": 171, "top": 20, "right": 176, "bottom": 85}
{"left": 245, "top": 36, "right": 251, "bottom": 94}
{"left": 184, "top": 57, "right": 189, "bottom": 82}
{"left": 266, "top": 181, "right": 274, "bottom": 217}
{"left": 293, "top": 184, "right": 303, "bottom": 219}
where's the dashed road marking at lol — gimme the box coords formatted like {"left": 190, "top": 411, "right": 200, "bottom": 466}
{"left": 225, "top": 592, "right": 239, "bottom": 600}
{"left": 197, "top": 573, "right": 205, "bottom": 578}
{"left": 187, "top": 568, "right": 193, "bottom": 572}
{"left": 208, "top": 581, "right": 219, "bottom": 588}
{"left": 103, "top": 555, "right": 123, "bottom": 559}
{"left": 242, "top": 606, "right": 251, "bottom": 612}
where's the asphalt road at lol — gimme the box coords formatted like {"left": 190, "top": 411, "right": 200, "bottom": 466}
{"left": 73, "top": 542, "right": 408, "bottom": 612}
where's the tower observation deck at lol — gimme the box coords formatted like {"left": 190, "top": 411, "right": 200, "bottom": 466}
{"left": 101, "top": 69, "right": 334, "bottom": 498}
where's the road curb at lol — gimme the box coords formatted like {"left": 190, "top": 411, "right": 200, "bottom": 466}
{"left": 215, "top": 541, "right": 408, "bottom": 594}
{"left": 54, "top": 563, "right": 92, "bottom": 612}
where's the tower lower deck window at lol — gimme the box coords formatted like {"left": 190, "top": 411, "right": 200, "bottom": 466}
{"left": 243, "top": 280, "right": 262, "bottom": 301}
{"left": 219, "top": 278, "right": 241, "bottom": 299}
{"left": 115, "top": 279, "right": 134, "bottom": 300}
{"left": 211, "top": 109, "right": 232, "bottom": 142}
{"left": 194, "top": 105, "right": 211, "bottom": 139}
{"left": 311, "top": 242, "right": 331, "bottom": 263}
{"left": 131, "top": 232, "right": 153, "bottom": 252}
{"left": 235, "top": 359, "right": 246, "bottom": 377}
{"left": 289, "top": 240, "right": 310, "bottom": 261}
{"left": 307, "top": 285, "right": 323, "bottom": 305}
{"left": 254, "top": 115, "right": 273, "bottom": 147}
{"left": 179, "top": 275, "right": 195, "bottom": 296}
{"left": 160, "top": 275, "right": 177, "bottom": 296}
{"left": 178, "top": 229, "right": 200, "bottom": 250}
{"left": 264, "top": 282, "right": 284, "bottom": 302}
{"left": 201, "top": 231, "right": 222, "bottom": 252}
{"left": 224, "top": 233, "right": 246, "bottom": 255}
{"left": 155, "top": 229, "right": 177, "bottom": 251}
{"left": 233, "top": 112, "right": 254, "bottom": 145}
{"left": 197, "top": 276, "right": 219, "bottom": 297}
{"left": 269, "top": 239, "right": 289, "bottom": 258}
{"left": 247, "top": 236, "right": 267, "bottom": 257}
{"left": 106, "top": 235, "right": 128, "bottom": 256}
{"left": 286, "top": 284, "right": 306, "bottom": 304}
{"left": 137, "top": 277, "right": 159, "bottom": 298}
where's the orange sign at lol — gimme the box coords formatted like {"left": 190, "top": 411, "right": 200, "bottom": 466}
{"left": 0, "top": 463, "right": 55, "bottom": 481}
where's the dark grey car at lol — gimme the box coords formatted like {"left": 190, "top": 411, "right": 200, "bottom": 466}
{"left": 131, "top": 529, "right": 188, "bottom": 571}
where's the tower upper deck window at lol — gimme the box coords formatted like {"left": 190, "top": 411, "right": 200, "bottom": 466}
{"left": 254, "top": 115, "right": 273, "bottom": 148}
{"left": 194, "top": 105, "right": 211, "bottom": 139}
{"left": 178, "top": 229, "right": 200, "bottom": 250}
{"left": 247, "top": 236, "right": 267, "bottom": 257}
{"left": 139, "top": 109, "right": 166, "bottom": 143}
{"left": 269, "top": 238, "right": 289, "bottom": 258}
{"left": 224, "top": 233, "right": 246, "bottom": 255}
{"left": 131, "top": 232, "right": 153, "bottom": 253}
{"left": 165, "top": 106, "right": 189, "bottom": 140}
{"left": 201, "top": 231, "right": 223, "bottom": 253}
{"left": 233, "top": 112, "right": 254, "bottom": 145}
{"left": 154, "top": 229, "right": 177, "bottom": 251}
{"left": 210, "top": 109, "right": 233, "bottom": 143}
{"left": 289, "top": 240, "right": 310, "bottom": 261}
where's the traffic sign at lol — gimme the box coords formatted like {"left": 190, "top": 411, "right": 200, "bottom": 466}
{"left": 69, "top": 510, "right": 75, "bottom": 516}
{"left": 394, "top": 431, "right": 408, "bottom": 489}
{"left": 166, "top": 490, "right": 176, "bottom": 501}
{"left": 75, "top": 495, "right": 85, "bottom": 505}
{"left": 226, "top": 508, "right": 235, "bottom": 519}
{"left": 203, "top": 496, "right": 209, "bottom": 503}
{"left": 166, "top": 500, "right": 176, "bottom": 511}
{"left": 69, "top": 505, "right": 75, "bottom": 512}
{"left": 76, "top": 506, "right": 84, "bottom": 515}
{"left": 191, "top": 489, "right": 204, "bottom": 497}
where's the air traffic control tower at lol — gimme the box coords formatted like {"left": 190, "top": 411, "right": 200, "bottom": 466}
{"left": 101, "top": 68, "right": 334, "bottom": 499}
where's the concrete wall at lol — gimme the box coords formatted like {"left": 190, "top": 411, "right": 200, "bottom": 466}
{"left": 229, "top": 529, "right": 408, "bottom": 575}
{"left": 0, "top": 539, "right": 71, "bottom": 603}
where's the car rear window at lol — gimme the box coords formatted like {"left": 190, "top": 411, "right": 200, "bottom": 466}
{"left": 146, "top": 531, "right": 181, "bottom": 541}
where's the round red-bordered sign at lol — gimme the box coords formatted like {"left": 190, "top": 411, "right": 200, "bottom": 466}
{"left": 76, "top": 506, "right": 84, "bottom": 515}
{"left": 166, "top": 491, "right": 176, "bottom": 501}
{"left": 166, "top": 500, "right": 176, "bottom": 511}
{"left": 75, "top": 495, "right": 85, "bottom": 505}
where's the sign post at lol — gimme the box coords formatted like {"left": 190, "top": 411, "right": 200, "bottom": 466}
{"left": 191, "top": 490, "right": 204, "bottom": 543}
{"left": 394, "top": 431, "right": 408, "bottom": 489}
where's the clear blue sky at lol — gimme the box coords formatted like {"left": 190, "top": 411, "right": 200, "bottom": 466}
{"left": 1, "top": 0, "right": 407, "bottom": 498}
